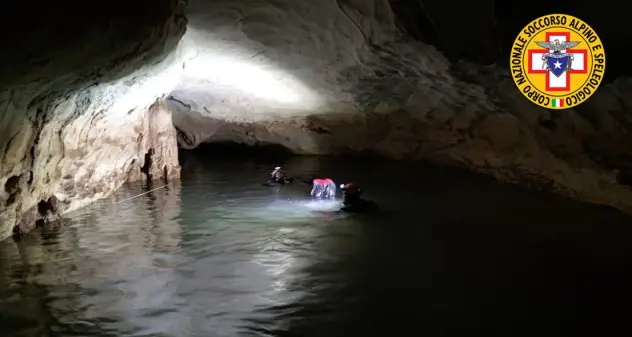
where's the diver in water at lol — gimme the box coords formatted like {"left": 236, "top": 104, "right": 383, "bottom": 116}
{"left": 310, "top": 178, "right": 336, "bottom": 199}
{"left": 268, "top": 166, "right": 293, "bottom": 185}
{"left": 339, "top": 183, "right": 377, "bottom": 213}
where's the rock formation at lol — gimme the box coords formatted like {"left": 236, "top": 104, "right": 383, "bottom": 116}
{"left": 169, "top": 0, "right": 632, "bottom": 215}
{"left": 1, "top": 0, "right": 632, "bottom": 241}
{"left": 0, "top": 0, "right": 186, "bottom": 240}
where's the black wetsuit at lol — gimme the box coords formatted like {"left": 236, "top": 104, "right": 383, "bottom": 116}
{"left": 269, "top": 170, "right": 293, "bottom": 185}
{"left": 340, "top": 194, "right": 377, "bottom": 213}
{"left": 270, "top": 177, "right": 292, "bottom": 185}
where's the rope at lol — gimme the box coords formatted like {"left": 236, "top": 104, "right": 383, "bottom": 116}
{"left": 116, "top": 185, "right": 167, "bottom": 204}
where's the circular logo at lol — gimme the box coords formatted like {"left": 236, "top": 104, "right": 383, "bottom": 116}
{"left": 510, "top": 14, "right": 606, "bottom": 109}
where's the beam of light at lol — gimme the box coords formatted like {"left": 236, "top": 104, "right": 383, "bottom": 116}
{"left": 301, "top": 199, "right": 342, "bottom": 212}
{"left": 177, "top": 26, "right": 319, "bottom": 106}
{"left": 251, "top": 199, "right": 339, "bottom": 305}
{"left": 265, "top": 198, "right": 342, "bottom": 216}
{"left": 226, "top": 195, "right": 341, "bottom": 223}
{"left": 182, "top": 55, "right": 301, "bottom": 104}
{"left": 108, "top": 56, "right": 182, "bottom": 118}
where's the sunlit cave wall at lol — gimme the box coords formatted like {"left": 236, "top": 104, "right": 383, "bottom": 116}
{"left": 0, "top": 0, "right": 187, "bottom": 240}
{"left": 166, "top": 0, "right": 632, "bottom": 214}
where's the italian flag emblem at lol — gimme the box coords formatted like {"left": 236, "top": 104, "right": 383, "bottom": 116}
{"left": 551, "top": 98, "right": 564, "bottom": 108}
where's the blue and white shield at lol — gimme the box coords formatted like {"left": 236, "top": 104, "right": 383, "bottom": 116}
{"left": 546, "top": 54, "right": 571, "bottom": 77}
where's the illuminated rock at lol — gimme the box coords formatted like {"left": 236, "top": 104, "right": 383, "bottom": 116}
{"left": 0, "top": 0, "right": 186, "bottom": 240}
{"left": 1, "top": 0, "right": 632, "bottom": 240}
{"left": 169, "top": 0, "right": 632, "bottom": 214}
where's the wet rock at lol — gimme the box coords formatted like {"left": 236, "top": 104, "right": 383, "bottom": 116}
{"left": 0, "top": 0, "right": 186, "bottom": 240}
{"left": 3, "top": 0, "right": 632, "bottom": 241}
{"left": 616, "top": 168, "right": 632, "bottom": 187}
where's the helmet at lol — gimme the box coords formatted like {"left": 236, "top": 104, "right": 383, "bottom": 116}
{"left": 341, "top": 183, "right": 359, "bottom": 192}
{"left": 274, "top": 166, "right": 281, "bottom": 170}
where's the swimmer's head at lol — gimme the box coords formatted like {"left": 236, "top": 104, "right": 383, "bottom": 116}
{"left": 340, "top": 183, "right": 361, "bottom": 195}
{"left": 340, "top": 183, "right": 361, "bottom": 205}
{"left": 341, "top": 183, "right": 359, "bottom": 190}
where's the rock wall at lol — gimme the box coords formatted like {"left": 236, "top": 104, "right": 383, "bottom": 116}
{"left": 2, "top": 0, "right": 631, "bottom": 240}
{"left": 0, "top": 85, "right": 181, "bottom": 241}
{"left": 0, "top": 0, "right": 187, "bottom": 240}
{"left": 169, "top": 0, "right": 632, "bottom": 214}
{"left": 170, "top": 0, "right": 495, "bottom": 147}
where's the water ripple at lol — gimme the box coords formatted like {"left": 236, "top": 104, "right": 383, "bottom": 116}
{"left": 1, "top": 156, "right": 632, "bottom": 336}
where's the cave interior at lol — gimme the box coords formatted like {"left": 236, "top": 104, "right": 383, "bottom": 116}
{"left": 1, "top": 0, "right": 631, "bottom": 238}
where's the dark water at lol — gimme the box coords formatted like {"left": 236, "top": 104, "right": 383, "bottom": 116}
{"left": 1, "top": 151, "right": 632, "bottom": 337}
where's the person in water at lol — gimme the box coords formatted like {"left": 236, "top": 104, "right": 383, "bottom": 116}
{"left": 339, "top": 183, "right": 377, "bottom": 212}
{"left": 269, "top": 166, "right": 293, "bottom": 184}
{"left": 310, "top": 178, "right": 336, "bottom": 199}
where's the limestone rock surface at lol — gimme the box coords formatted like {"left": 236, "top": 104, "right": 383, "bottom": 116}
{"left": 170, "top": 0, "right": 632, "bottom": 214}
{"left": 0, "top": 0, "right": 187, "bottom": 240}
{"left": 2, "top": 0, "right": 632, "bottom": 241}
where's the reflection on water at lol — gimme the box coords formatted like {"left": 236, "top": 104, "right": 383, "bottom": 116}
{"left": 0, "top": 181, "right": 183, "bottom": 336}
{"left": 1, "top": 154, "right": 632, "bottom": 337}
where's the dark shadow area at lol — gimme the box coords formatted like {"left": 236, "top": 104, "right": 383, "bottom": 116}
{"left": 179, "top": 142, "right": 298, "bottom": 174}
{"left": 391, "top": 0, "right": 628, "bottom": 82}
{"left": 0, "top": 0, "right": 185, "bottom": 102}
{"left": 494, "top": 0, "right": 575, "bottom": 57}
{"left": 181, "top": 142, "right": 296, "bottom": 159}
{"left": 252, "top": 216, "right": 632, "bottom": 337}
{"left": 140, "top": 148, "right": 155, "bottom": 180}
